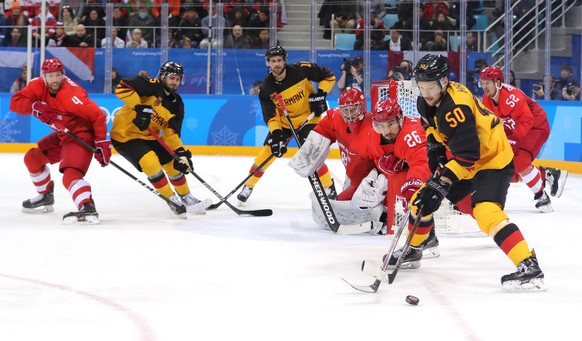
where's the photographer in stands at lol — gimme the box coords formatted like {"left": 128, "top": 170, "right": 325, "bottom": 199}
{"left": 338, "top": 56, "right": 364, "bottom": 94}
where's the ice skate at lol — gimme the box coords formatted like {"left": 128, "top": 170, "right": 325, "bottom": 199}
{"left": 542, "top": 167, "right": 568, "bottom": 198}
{"left": 63, "top": 200, "right": 99, "bottom": 224}
{"left": 383, "top": 245, "right": 422, "bottom": 270}
{"left": 501, "top": 251, "right": 545, "bottom": 291}
{"left": 534, "top": 191, "right": 553, "bottom": 213}
{"left": 168, "top": 194, "right": 187, "bottom": 218}
{"left": 420, "top": 228, "right": 440, "bottom": 259}
{"left": 237, "top": 185, "right": 253, "bottom": 202}
{"left": 22, "top": 181, "right": 55, "bottom": 214}
{"left": 181, "top": 193, "right": 211, "bottom": 214}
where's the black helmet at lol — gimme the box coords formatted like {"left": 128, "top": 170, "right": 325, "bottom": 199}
{"left": 265, "top": 45, "right": 287, "bottom": 61}
{"left": 159, "top": 61, "right": 184, "bottom": 81}
{"left": 414, "top": 54, "right": 449, "bottom": 82}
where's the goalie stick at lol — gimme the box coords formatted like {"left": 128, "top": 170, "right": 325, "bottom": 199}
{"left": 64, "top": 129, "right": 186, "bottom": 213}
{"left": 207, "top": 112, "right": 315, "bottom": 210}
{"left": 275, "top": 94, "right": 341, "bottom": 232}
{"left": 146, "top": 128, "right": 273, "bottom": 217}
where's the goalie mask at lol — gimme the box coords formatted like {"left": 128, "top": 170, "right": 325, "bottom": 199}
{"left": 339, "top": 87, "right": 366, "bottom": 132}
{"left": 372, "top": 98, "right": 403, "bottom": 144}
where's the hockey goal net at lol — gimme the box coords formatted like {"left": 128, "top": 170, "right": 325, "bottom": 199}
{"left": 370, "top": 80, "right": 478, "bottom": 234}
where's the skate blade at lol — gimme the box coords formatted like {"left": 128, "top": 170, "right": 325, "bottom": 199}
{"left": 536, "top": 204, "right": 553, "bottom": 213}
{"left": 502, "top": 278, "right": 546, "bottom": 292}
{"left": 386, "top": 260, "right": 421, "bottom": 270}
{"left": 63, "top": 215, "right": 100, "bottom": 225}
{"left": 554, "top": 170, "right": 568, "bottom": 198}
{"left": 22, "top": 205, "right": 54, "bottom": 214}
{"left": 422, "top": 246, "right": 440, "bottom": 259}
{"left": 186, "top": 198, "right": 212, "bottom": 215}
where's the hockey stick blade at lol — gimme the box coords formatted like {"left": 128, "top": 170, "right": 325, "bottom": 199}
{"left": 230, "top": 206, "right": 273, "bottom": 217}
{"left": 341, "top": 277, "right": 381, "bottom": 293}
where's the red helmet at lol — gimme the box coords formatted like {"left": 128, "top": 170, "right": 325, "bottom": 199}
{"left": 41, "top": 58, "right": 64, "bottom": 73}
{"left": 372, "top": 98, "right": 402, "bottom": 123}
{"left": 339, "top": 88, "right": 366, "bottom": 125}
{"left": 480, "top": 66, "right": 503, "bottom": 82}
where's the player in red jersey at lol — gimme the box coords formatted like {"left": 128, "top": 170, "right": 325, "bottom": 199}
{"left": 480, "top": 66, "right": 568, "bottom": 213}
{"left": 361, "top": 98, "right": 437, "bottom": 263}
{"left": 10, "top": 58, "right": 110, "bottom": 224}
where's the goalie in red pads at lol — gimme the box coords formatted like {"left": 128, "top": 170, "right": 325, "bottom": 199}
{"left": 480, "top": 66, "right": 567, "bottom": 212}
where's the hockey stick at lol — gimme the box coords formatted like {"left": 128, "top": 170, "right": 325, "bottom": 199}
{"left": 341, "top": 211, "right": 410, "bottom": 293}
{"left": 207, "top": 112, "right": 316, "bottom": 210}
{"left": 64, "top": 129, "right": 185, "bottom": 211}
{"left": 386, "top": 205, "right": 424, "bottom": 284}
{"left": 146, "top": 128, "right": 273, "bottom": 217}
{"left": 275, "top": 94, "right": 341, "bottom": 232}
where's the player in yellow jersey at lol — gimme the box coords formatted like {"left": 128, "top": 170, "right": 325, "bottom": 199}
{"left": 237, "top": 46, "right": 337, "bottom": 202}
{"left": 388, "top": 54, "right": 544, "bottom": 291}
{"left": 111, "top": 61, "right": 210, "bottom": 217}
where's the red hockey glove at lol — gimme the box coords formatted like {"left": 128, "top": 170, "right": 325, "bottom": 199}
{"left": 401, "top": 178, "right": 423, "bottom": 203}
{"left": 507, "top": 138, "right": 520, "bottom": 155}
{"left": 32, "top": 101, "right": 65, "bottom": 132}
{"left": 94, "top": 140, "right": 112, "bottom": 167}
{"left": 377, "top": 153, "right": 406, "bottom": 176}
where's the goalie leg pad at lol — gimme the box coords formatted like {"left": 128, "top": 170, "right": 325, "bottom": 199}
{"left": 310, "top": 192, "right": 383, "bottom": 230}
{"left": 288, "top": 131, "right": 331, "bottom": 178}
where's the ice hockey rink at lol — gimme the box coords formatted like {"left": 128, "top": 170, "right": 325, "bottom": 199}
{"left": 0, "top": 153, "right": 579, "bottom": 341}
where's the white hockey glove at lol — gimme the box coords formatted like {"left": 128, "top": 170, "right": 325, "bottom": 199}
{"left": 288, "top": 130, "right": 331, "bottom": 177}
{"left": 353, "top": 169, "right": 388, "bottom": 209}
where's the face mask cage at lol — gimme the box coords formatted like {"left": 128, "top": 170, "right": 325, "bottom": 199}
{"left": 339, "top": 102, "right": 363, "bottom": 123}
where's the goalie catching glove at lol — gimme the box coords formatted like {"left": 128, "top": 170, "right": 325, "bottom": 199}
{"left": 288, "top": 130, "right": 331, "bottom": 177}
{"left": 308, "top": 89, "right": 328, "bottom": 117}
{"left": 267, "top": 129, "right": 287, "bottom": 157}
{"left": 174, "top": 147, "right": 193, "bottom": 174}
{"left": 352, "top": 169, "right": 388, "bottom": 209}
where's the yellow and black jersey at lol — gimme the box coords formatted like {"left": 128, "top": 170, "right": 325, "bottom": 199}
{"left": 417, "top": 81, "right": 513, "bottom": 182}
{"left": 258, "top": 62, "right": 335, "bottom": 132}
{"left": 111, "top": 75, "right": 185, "bottom": 151}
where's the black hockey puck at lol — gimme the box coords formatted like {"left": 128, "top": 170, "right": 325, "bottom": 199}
{"left": 405, "top": 295, "right": 419, "bottom": 305}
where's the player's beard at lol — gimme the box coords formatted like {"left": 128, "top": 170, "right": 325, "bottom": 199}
{"left": 382, "top": 133, "right": 396, "bottom": 144}
{"left": 47, "top": 80, "right": 62, "bottom": 94}
{"left": 271, "top": 65, "right": 286, "bottom": 80}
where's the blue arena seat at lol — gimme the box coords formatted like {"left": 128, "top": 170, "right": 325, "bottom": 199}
{"left": 473, "top": 14, "right": 489, "bottom": 31}
{"left": 382, "top": 14, "right": 399, "bottom": 29}
{"left": 335, "top": 33, "right": 356, "bottom": 50}
{"left": 449, "top": 35, "right": 461, "bottom": 51}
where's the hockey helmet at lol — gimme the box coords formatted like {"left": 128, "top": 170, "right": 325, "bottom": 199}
{"left": 480, "top": 66, "right": 504, "bottom": 82}
{"left": 41, "top": 58, "right": 64, "bottom": 73}
{"left": 159, "top": 61, "right": 184, "bottom": 82}
{"left": 265, "top": 45, "right": 287, "bottom": 62}
{"left": 414, "top": 54, "right": 450, "bottom": 82}
{"left": 339, "top": 88, "right": 366, "bottom": 123}
{"left": 372, "top": 98, "right": 403, "bottom": 123}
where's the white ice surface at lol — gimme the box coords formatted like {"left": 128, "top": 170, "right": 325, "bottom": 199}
{"left": 0, "top": 153, "right": 579, "bottom": 341}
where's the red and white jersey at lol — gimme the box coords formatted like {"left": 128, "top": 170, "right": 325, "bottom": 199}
{"left": 481, "top": 83, "right": 550, "bottom": 141}
{"left": 10, "top": 76, "right": 107, "bottom": 141}
{"left": 314, "top": 108, "right": 375, "bottom": 200}
{"left": 354, "top": 115, "right": 431, "bottom": 182}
